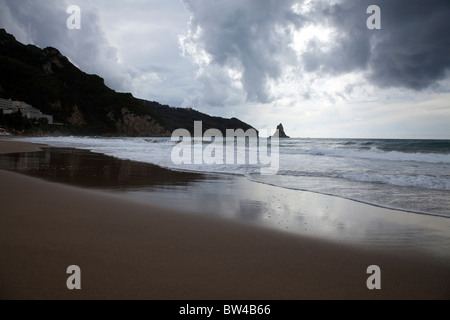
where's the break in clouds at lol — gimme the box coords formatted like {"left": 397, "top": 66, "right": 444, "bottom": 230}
{"left": 1, "top": 0, "right": 449, "bottom": 108}
{"left": 180, "top": 0, "right": 450, "bottom": 105}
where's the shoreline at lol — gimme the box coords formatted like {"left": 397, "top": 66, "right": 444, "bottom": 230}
{"left": 2, "top": 140, "right": 449, "bottom": 258}
{"left": 0, "top": 139, "right": 449, "bottom": 299}
{"left": 248, "top": 175, "right": 450, "bottom": 219}
{"left": 8, "top": 136, "right": 450, "bottom": 219}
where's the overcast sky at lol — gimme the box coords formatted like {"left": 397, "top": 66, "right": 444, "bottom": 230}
{"left": 1, "top": 0, "right": 449, "bottom": 138}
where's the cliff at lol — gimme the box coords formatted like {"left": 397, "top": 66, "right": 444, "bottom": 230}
{"left": 140, "top": 100, "right": 255, "bottom": 136}
{"left": 0, "top": 28, "right": 256, "bottom": 136}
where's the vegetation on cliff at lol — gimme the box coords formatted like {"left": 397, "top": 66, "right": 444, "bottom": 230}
{"left": 0, "top": 29, "right": 255, "bottom": 136}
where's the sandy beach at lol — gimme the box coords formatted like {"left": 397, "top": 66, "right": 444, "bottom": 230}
{"left": 0, "top": 139, "right": 449, "bottom": 300}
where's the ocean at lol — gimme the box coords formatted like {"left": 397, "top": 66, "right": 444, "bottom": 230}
{"left": 16, "top": 136, "right": 450, "bottom": 218}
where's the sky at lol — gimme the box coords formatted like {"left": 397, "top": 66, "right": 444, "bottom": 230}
{"left": 1, "top": 0, "right": 449, "bottom": 138}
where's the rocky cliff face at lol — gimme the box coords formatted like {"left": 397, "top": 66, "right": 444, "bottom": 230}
{"left": 0, "top": 28, "right": 257, "bottom": 137}
{"left": 67, "top": 105, "right": 86, "bottom": 126}
{"left": 115, "top": 108, "right": 170, "bottom": 136}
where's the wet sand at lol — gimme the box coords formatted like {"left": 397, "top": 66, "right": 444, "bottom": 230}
{"left": 0, "top": 139, "right": 449, "bottom": 299}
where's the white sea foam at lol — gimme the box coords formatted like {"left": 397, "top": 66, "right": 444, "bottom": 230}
{"left": 15, "top": 136, "right": 450, "bottom": 217}
{"left": 279, "top": 144, "right": 450, "bottom": 164}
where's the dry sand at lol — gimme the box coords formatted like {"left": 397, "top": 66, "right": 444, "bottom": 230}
{"left": 0, "top": 139, "right": 449, "bottom": 299}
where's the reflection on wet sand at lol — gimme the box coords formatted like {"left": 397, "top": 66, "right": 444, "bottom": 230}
{"left": 1, "top": 147, "right": 449, "bottom": 261}
{"left": 0, "top": 147, "right": 206, "bottom": 189}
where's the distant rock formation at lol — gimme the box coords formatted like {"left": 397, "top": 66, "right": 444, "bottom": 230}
{"left": 273, "top": 123, "right": 290, "bottom": 138}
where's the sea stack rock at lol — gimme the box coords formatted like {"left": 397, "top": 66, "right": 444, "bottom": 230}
{"left": 274, "top": 123, "right": 290, "bottom": 138}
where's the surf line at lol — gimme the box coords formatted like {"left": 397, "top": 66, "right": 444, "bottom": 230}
{"left": 170, "top": 121, "right": 280, "bottom": 175}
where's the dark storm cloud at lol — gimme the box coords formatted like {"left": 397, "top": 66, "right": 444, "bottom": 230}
{"left": 1, "top": 0, "right": 449, "bottom": 109}
{"left": 182, "top": 0, "right": 304, "bottom": 104}
{"left": 182, "top": 0, "right": 450, "bottom": 106}
{"left": 301, "top": 1, "right": 372, "bottom": 75}
{"left": 305, "top": 0, "right": 450, "bottom": 90}
{"left": 367, "top": 0, "right": 450, "bottom": 90}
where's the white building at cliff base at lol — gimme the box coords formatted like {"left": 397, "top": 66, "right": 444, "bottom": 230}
{"left": 0, "top": 98, "right": 53, "bottom": 124}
